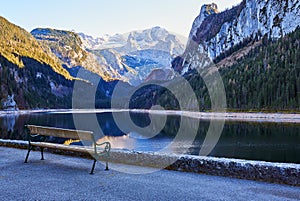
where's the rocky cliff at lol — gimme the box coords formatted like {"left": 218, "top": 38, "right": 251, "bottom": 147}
{"left": 174, "top": 0, "right": 300, "bottom": 74}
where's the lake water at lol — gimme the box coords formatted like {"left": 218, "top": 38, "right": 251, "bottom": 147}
{"left": 0, "top": 110, "right": 299, "bottom": 164}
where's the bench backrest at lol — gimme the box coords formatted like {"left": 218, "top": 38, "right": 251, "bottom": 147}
{"left": 26, "top": 125, "right": 94, "bottom": 141}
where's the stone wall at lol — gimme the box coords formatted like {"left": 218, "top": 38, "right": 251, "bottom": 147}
{"left": 107, "top": 149, "right": 300, "bottom": 186}
{"left": 167, "top": 155, "right": 300, "bottom": 186}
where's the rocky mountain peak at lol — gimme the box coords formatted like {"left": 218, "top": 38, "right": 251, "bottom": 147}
{"left": 189, "top": 3, "right": 219, "bottom": 40}
{"left": 205, "top": 3, "right": 219, "bottom": 15}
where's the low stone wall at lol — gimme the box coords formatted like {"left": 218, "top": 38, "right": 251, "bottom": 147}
{"left": 107, "top": 150, "right": 300, "bottom": 186}
{"left": 1, "top": 139, "right": 299, "bottom": 186}
{"left": 167, "top": 155, "right": 300, "bottom": 186}
{"left": 0, "top": 139, "right": 28, "bottom": 149}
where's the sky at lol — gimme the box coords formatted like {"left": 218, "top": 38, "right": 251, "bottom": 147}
{"left": 0, "top": 0, "right": 242, "bottom": 38}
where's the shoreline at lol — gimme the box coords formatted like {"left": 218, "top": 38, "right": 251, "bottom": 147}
{"left": 1, "top": 108, "right": 300, "bottom": 123}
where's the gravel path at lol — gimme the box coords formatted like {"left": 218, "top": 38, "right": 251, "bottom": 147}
{"left": 0, "top": 146, "right": 299, "bottom": 200}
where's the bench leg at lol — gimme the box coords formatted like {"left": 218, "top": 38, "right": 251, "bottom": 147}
{"left": 90, "top": 159, "right": 97, "bottom": 174}
{"left": 105, "top": 160, "right": 109, "bottom": 171}
{"left": 24, "top": 147, "right": 31, "bottom": 163}
{"left": 41, "top": 147, "right": 45, "bottom": 160}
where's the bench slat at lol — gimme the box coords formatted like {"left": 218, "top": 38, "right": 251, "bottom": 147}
{"left": 30, "top": 142, "right": 92, "bottom": 153}
{"left": 26, "top": 125, "right": 94, "bottom": 141}
{"left": 30, "top": 142, "right": 109, "bottom": 155}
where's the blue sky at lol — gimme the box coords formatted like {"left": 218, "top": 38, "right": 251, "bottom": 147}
{"left": 0, "top": 0, "right": 241, "bottom": 38}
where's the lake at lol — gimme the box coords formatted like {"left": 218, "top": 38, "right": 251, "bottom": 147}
{"left": 0, "top": 110, "right": 299, "bottom": 164}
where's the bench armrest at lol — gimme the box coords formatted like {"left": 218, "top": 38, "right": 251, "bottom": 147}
{"left": 30, "top": 134, "right": 47, "bottom": 141}
{"left": 95, "top": 141, "right": 111, "bottom": 155}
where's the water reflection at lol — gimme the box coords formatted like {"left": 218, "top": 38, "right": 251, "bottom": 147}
{"left": 97, "top": 135, "right": 134, "bottom": 150}
{"left": 0, "top": 111, "right": 299, "bottom": 163}
{"left": 0, "top": 113, "right": 28, "bottom": 140}
{"left": 1, "top": 114, "right": 18, "bottom": 133}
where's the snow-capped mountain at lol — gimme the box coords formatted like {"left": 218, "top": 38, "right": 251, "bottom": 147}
{"left": 174, "top": 0, "right": 300, "bottom": 74}
{"left": 79, "top": 26, "right": 186, "bottom": 85}
{"left": 79, "top": 26, "right": 185, "bottom": 55}
{"left": 117, "top": 26, "right": 185, "bottom": 56}
{"left": 78, "top": 32, "right": 127, "bottom": 50}
{"left": 31, "top": 26, "right": 185, "bottom": 85}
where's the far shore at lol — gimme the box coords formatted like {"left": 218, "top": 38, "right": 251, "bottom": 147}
{"left": 1, "top": 108, "right": 300, "bottom": 123}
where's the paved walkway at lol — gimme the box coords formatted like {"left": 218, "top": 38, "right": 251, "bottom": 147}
{"left": 0, "top": 146, "right": 299, "bottom": 200}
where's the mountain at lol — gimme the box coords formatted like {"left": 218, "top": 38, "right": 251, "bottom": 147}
{"left": 130, "top": 0, "right": 300, "bottom": 111}
{"left": 79, "top": 26, "right": 185, "bottom": 55}
{"left": 79, "top": 26, "right": 185, "bottom": 85}
{"left": 0, "top": 18, "right": 184, "bottom": 109}
{"left": 31, "top": 28, "right": 88, "bottom": 68}
{"left": 0, "top": 55, "right": 75, "bottom": 109}
{"left": 116, "top": 26, "right": 185, "bottom": 56}
{"left": 0, "top": 17, "right": 123, "bottom": 109}
{"left": 174, "top": 0, "right": 300, "bottom": 74}
{"left": 0, "top": 17, "right": 73, "bottom": 80}
{"left": 32, "top": 27, "right": 185, "bottom": 85}
{"left": 131, "top": 27, "right": 300, "bottom": 111}
{"left": 78, "top": 32, "right": 127, "bottom": 50}
{"left": 31, "top": 28, "right": 123, "bottom": 82}
{"left": 0, "top": 16, "right": 81, "bottom": 109}
{"left": 188, "top": 3, "right": 219, "bottom": 41}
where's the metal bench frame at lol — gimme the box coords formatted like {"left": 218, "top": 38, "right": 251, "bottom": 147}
{"left": 24, "top": 125, "right": 111, "bottom": 174}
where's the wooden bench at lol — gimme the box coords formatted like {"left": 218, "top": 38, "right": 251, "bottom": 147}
{"left": 24, "top": 125, "right": 111, "bottom": 174}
